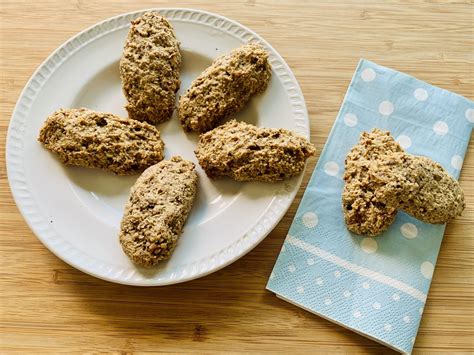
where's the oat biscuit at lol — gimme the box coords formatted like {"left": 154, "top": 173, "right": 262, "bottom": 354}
{"left": 374, "top": 155, "right": 465, "bottom": 224}
{"left": 119, "top": 157, "right": 198, "bottom": 267}
{"left": 343, "top": 129, "right": 465, "bottom": 236}
{"left": 195, "top": 120, "right": 316, "bottom": 182}
{"left": 120, "top": 11, "right": 181, "bottom": 124}
{"left": 179, "top": 43, "right": 271, "bottom": 132}
{"left": 38, "top": 108, "right": 164, "bottom": 175}
{"left": 342, "top": 129, "right": 403, "bottom": 236}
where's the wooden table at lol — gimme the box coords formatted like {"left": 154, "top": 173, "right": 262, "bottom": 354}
{"left": 1, "top": 1, "right": 473, "bottom": 353}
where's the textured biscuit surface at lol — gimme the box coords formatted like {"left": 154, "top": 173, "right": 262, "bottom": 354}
{"left": 343, "top": 129, "right": 465, "bottom": 236}
{"left": 375, "top": 155, "right": 465, "bottom": 224}
{"left": 119, "top": 157, "right": 198, "bottom": 267}
{"left": 179, "top": 43, "right": 271, "bottom": 132}
{"left": 342, "top": 129, "right": 402, "bottom": 236}
{"left": 195, "top": 120, "right": 316, "bottom": 182}
{"left": 38, "top": 108, "right": 164, "bottom": 175}
{"left": 120, "top": 11, "right": 181, "bottom": 124}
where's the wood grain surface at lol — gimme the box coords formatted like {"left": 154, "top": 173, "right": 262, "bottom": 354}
{"left": 1, "top": 0, "right": 473, "bottom": 353}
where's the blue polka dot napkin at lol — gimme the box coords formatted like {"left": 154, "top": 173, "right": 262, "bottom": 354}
{"left": 266, "top": 59, "right": 473, "bottom": 354}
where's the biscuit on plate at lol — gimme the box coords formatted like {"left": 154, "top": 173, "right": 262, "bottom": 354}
{"left": 38, "top": 108, "right": 164, "bottom": 175}
{"left": 195, "top": 120, "right": 315, "bottom": 182}
{"left": 179, "top": 43, "right": 271, "bottom": 132}
{"left": 120, "top": 11, "right": 181, "bottom": 124}
{"left": 119, "top": 156, "right": 198, "bottom": 267}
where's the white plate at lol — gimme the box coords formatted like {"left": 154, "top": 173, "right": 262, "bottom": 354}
{"left": 6, "top": 8, "right": 310, "bottom": 286}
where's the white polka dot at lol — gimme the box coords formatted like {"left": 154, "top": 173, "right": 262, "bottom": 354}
{"left": 392, "top": 293, "right": 400, "bottom": 301}
{"left": 411, "top": 337, "right": 416, "bottom": 344}
{"left": 362, "top": 282, "right": 370, "bottom": 289}
{"left": 401, "top": 223, "right": 418, "bottom": 239}
{"left": 396, "top": 135, "right": 412, "bottom": 149}
{"left": 384, "top": 324, "right": 392, "bottom": 332}
{"left": 379, "top": 101, "right": 394, "bottom": 116}
{"left": 316, "top": 277, "right": 323, "bottom": 285}
{"left": 361, "top": 68, "right": 376, "bottom": 82}
{"left": 466, "top": 108, "right": 474, "bottom": 123}
{"left": 419, "top": 307, "right": 423, "bottom": 315}
{"left": 302, "top": 212, "right": 319, "bottom": 228}
{"left": 344, "top": 291, "right": 351, "bottom": 298}
{"left": 334, "top": 270, "right": 341, "bottom": 278}
{"left": 288, "top": 264, "right": 296, "bottom": 273}
{"left": 361, "top": 237, "right": 378, "bottom": 254}
{"left": 433, "top": 121, "right": 449, "bottom": 135}
{"left": 324, "top": 161, "right": 339, "bottom": 176}
{"left": 344, "top": 113, "right": 358, "bottom": 127}
{"left": 414, "top": 88, "right": 428, "bottom": 101}
{"left": 373, "top": 302, "right": 381, "bottom": 310}
{"left": 404, "top": 316, "right": 411, "bottom": 324}
{"left": 270, "top": 272, "right": 275, "bottom": 280}
{"left": 297, "top": 286, "right": 304, "bottom": 294}
{"left": 324, "top": 298, "right": 332, "bottom": 305}
{"left": 353, "top": 310, "right": 362, "bottom": 318}
{"left": 281, "top": 245, "right": 286, "bottom": 252}
{"left": 307, "top": 258, "right": 315, "bottom": 266}
{"left": 421, "top": 261, "right": 434, "bottom": 279}
{"left": 451, "top": 155, "right": 463, "bottom": 170}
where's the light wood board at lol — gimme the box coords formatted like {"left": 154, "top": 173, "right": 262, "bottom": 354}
{"left": 1, "top": 0, "right": 473, "bottom": 353}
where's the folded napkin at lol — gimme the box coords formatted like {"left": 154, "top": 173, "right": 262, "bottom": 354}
{"left": 266, "top": 59, "right": 473, "bottom": 354}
